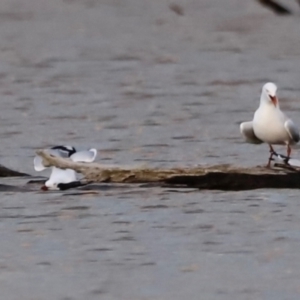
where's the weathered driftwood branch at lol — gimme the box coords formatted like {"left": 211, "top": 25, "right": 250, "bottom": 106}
{"left": 36, "top": 150, "right": 300, "bottom": 190}
{"left": 36, "top": 149, "right": 211, "bottom": 182}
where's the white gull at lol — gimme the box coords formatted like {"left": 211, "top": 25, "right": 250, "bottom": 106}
{"left": 240, "top": 82, "right": 299, "bottom": 167}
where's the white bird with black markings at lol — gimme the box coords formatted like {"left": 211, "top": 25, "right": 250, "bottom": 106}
{"left": 34, "top": 145, "right": 97, "bottom": 190}
{"left": 240, "top": 82, "right": 299, "bottom": 167}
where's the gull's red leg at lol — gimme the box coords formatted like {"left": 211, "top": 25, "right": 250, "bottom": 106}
{"left": 287, "top": 145, "right": 291, "bottom": 158}
{"left": 267, "top": 145, "right": 275, "bottom": 168}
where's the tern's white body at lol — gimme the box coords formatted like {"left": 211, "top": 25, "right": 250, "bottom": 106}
{"left": 45, "top": 168, "right": 77, "bottom": 187}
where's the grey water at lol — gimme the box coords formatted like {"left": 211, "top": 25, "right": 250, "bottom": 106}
{"left": 1, "top": 0, "right": 300, "bottom": 299}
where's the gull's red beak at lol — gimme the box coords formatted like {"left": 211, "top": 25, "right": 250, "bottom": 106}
{"left": 269, "top": 95, "right": 278, "bottom": 107}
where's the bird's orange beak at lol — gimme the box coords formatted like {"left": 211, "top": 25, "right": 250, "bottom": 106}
{"left": 269, "top": 95, "right": 278, "bottom": 107}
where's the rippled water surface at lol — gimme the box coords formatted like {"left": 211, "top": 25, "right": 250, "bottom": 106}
{"left": 1, "top": 0, "right": 300, "bottom": 299}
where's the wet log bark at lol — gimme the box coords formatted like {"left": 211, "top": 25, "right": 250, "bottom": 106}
{"left": 165, "top": 171, "right": 300, "bottom": 190}
{"left": 36, "top": 150, "right": 300, "bottom": 191}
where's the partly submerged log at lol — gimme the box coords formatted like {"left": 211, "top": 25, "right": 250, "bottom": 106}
{"left": 0, "top": 164, "right": 28, "bottom": 177}
{"left": 165, "top": 171, "right": 300, "bottom": 190}
{"left": 36, "top": 150, "right": 300, "bottom": 190}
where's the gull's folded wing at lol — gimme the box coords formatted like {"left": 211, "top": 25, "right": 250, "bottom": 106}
{"left": 240, "top": 121, "right": 263, "bottom": 144}
{"left": 285, "top": 119, "right": 300, "bottom": 143}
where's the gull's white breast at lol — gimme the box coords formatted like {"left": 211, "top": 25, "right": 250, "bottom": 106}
{"left": 253, "top": 105, "right": 290, "bottom": 145}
